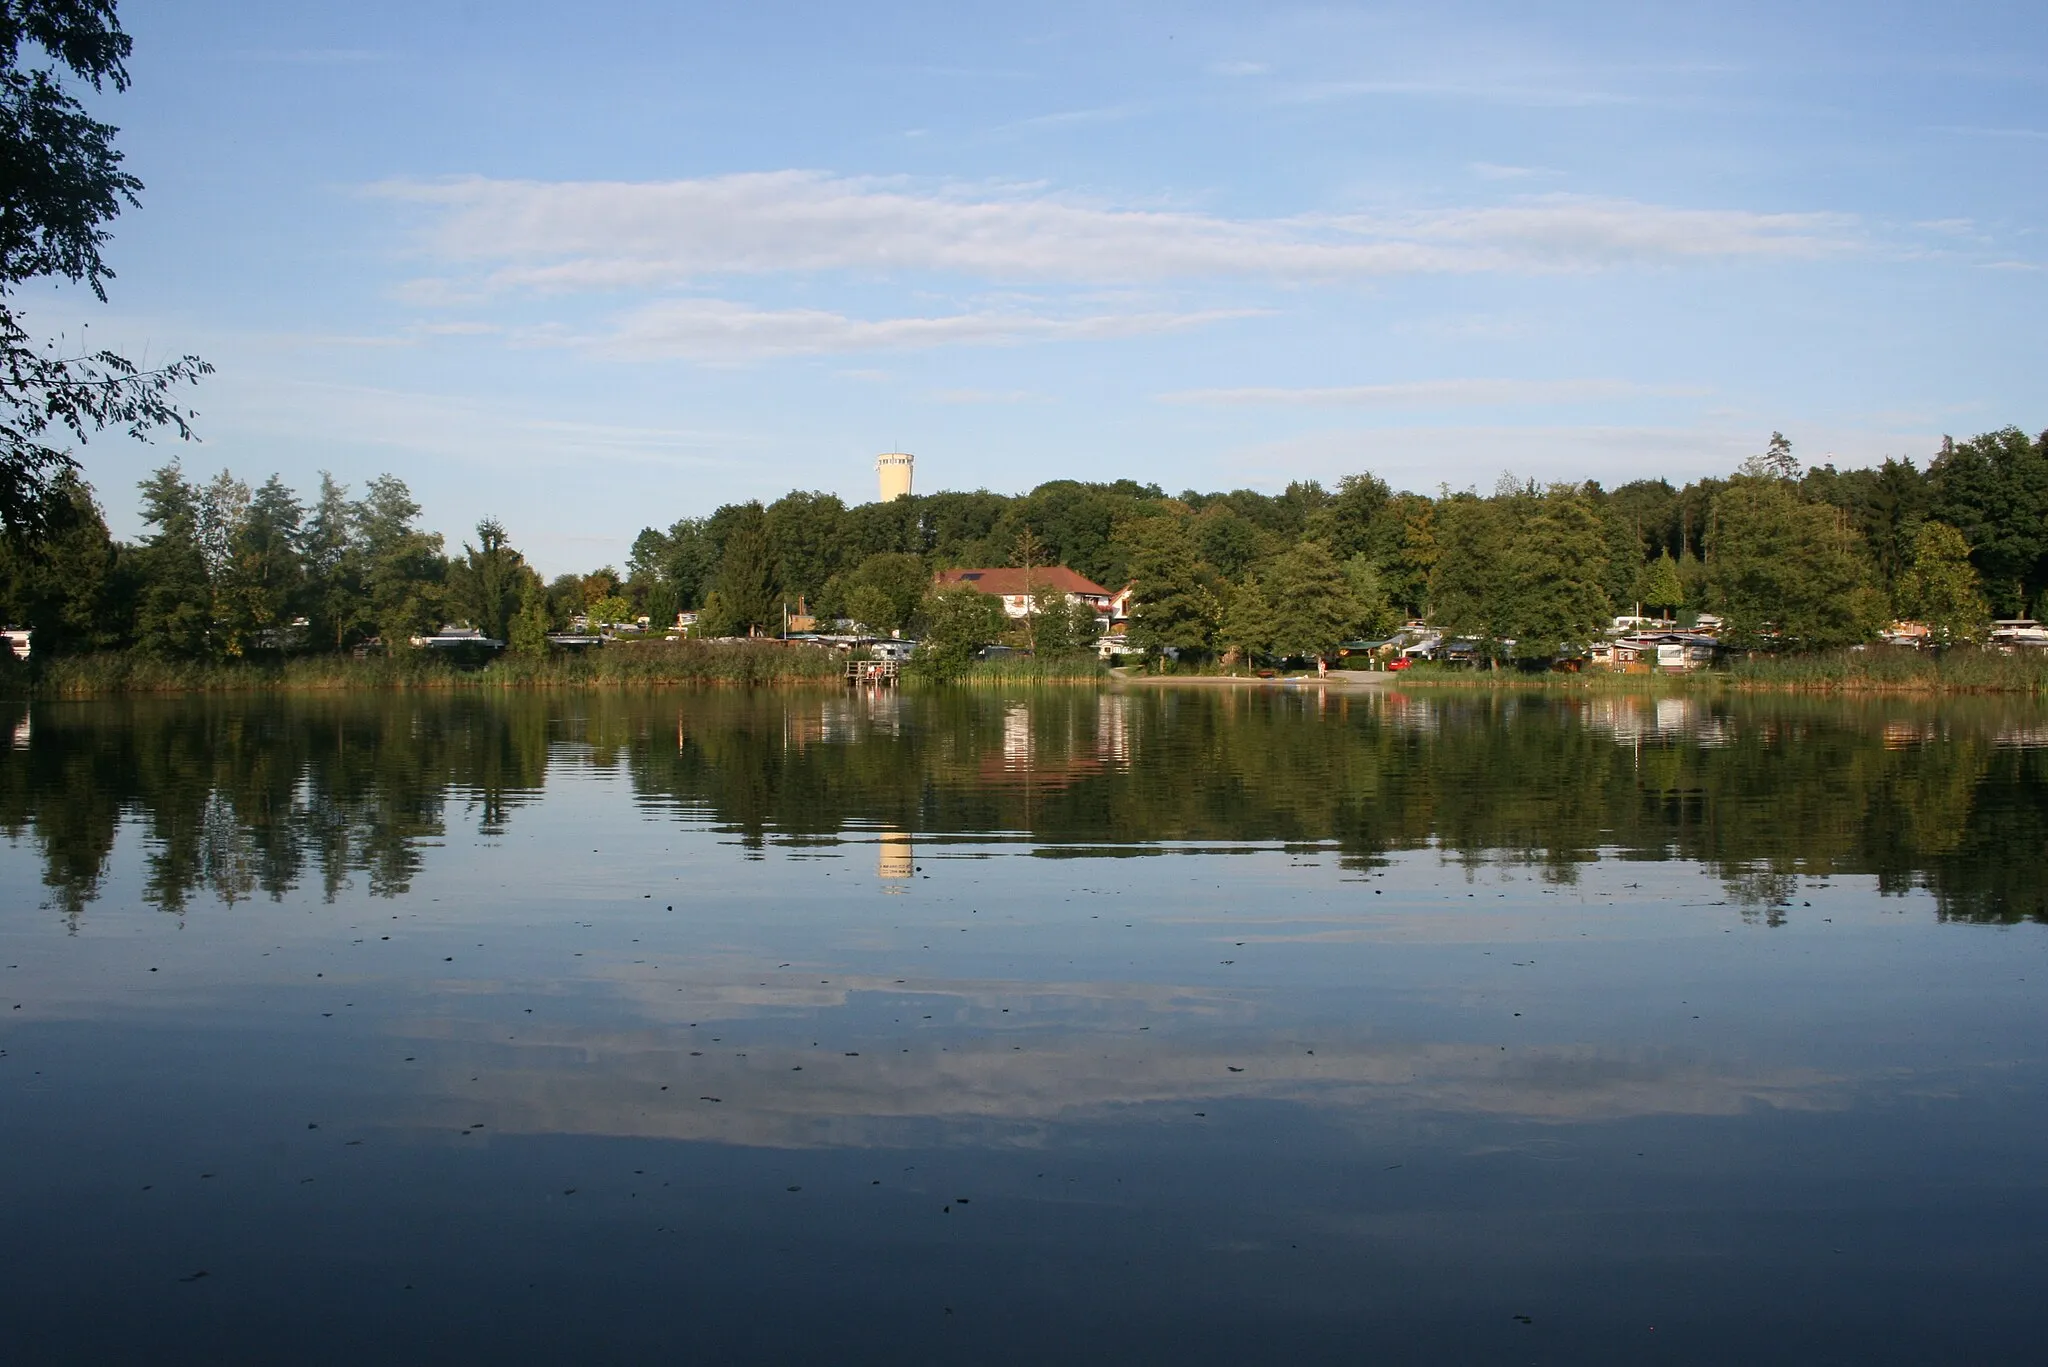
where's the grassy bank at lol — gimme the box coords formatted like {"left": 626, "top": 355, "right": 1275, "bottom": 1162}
{"left": 18, "top": 640, "right": 846, "bottom": 697}
{"left": 1369, "top": 647, "right": 2048, "bottom": 694}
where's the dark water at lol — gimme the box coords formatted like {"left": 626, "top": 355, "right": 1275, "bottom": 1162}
{"left": 3, "top": 686, "right": 2046, "bottom": 1364}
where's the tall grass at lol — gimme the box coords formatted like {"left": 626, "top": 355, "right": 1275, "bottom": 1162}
{"left": 22, "top": 639, "right": 845, "bottom": 697}
{"left": 1722, "top": 646, "right": 2048, "bottom": 693}
{"left": 1370, "top": 648, "right": 2048, "bottom": 694}
{"left": 943, "top": 654, "right": 1110, "bottom": 685}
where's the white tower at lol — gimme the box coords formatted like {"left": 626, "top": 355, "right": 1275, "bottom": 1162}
{"left": 876, "top": 451, "right": 914, "bottom": 502}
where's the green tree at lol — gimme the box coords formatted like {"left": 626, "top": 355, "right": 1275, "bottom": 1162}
{"left": 131, "top": 461, "right": 209, "bottom": 657}
{"left": 842, "top": 583, "right": 897, "bottom": 636}
{"left": 299, "top": 472, "right": 363, "bottom": 650}
{"left": 1929, "top": 427, "right": 2048, "bottom": 615}
{"left": 1266, "top": 541, "right": 1358, "bottom": 662}
{"left": 1342, "top": 554, "right": 1400, "bottom": 639}
{"left": 508, "top": 577, "right": 550, "bottom": 656}
{"left": 694, "top": 589, "right": 737, "bottom": 638}
{"left": 587, "top": 594, "right": 634, "bottom": 627}
{"left": 1028, "top": 592, "right": 1100, "bottom": 658}
{"left": 0, "top": 469, "right": 121, "bottom": 651}
{"left": 911, "top": 585, "right": 1006, "bottom": 681}
{"left": 822, "top": 551, "right": 928, "bottom": 635}
{"left": 764, "top": 490, "right": 849, "bottom": 605}
{"left": 1897, "top": 521, "right": 1989, "bottom": 646}
{"left": 1427, "top": 494, "right": 1513, "bottom": 656}
{"left": 354, "top": 475, "right": 446, "bottom": 646}
{"left": 1305, "top": 472, "right": 1391, "bottom": 561}
{"left": 448, "top": 518, "right": 525, "bottom": 642}
{"left": 1499, "top": 485, "right": 1612, "bottom": 660}
{"left": 1, "top": 0, "right": 210, "bottom": 539}
{"left": 1636, "top": 551, "right": 1684, "bottom": 620}
{"left": 713, "top": 504, "right": 777, "bottom": 635}
{"left": 1217, "top": 575, "right": 1274, "bottom": 664}
{"left": 1119, "top": 516, "right": 1216, "bottom": 661}
{"left": 214, "top": 474, "right": 304, "bottom": 655}
{"left": 1707, "top": 474, "right": 1882, "bottom": 650}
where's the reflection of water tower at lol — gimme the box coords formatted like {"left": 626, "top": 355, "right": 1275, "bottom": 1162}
{"left": 876, "top": 452, "right": 914, "bottom": 502}
{"left": 877, "top": 830, "right": 913, "bottom": 885}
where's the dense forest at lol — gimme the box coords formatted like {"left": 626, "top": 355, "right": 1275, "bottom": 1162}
{"left": 2, "top": 427, "right": 2044, "bottom": 666}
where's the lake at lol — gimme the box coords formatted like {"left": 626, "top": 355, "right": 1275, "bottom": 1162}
{"left": 3, "top": 685, "right": 2046, "bottom": 1364}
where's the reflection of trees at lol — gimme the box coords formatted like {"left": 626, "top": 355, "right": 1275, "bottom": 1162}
{"left": 3, "top": 688, "right": 2043, "bottom": 925}
{"left": 1, "top": 696, "right": 551, "bottom": 916}
{"left": 636, "top": 688, "right": 2046, "bottom": 925}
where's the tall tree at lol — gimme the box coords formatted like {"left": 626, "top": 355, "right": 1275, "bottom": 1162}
{"left": 1499, "top": 484, "right": 1612, "bottom": 659}
{"left": 1897, "top": 521, "right": 1989, "bottom": 646}
{"left": 448, "top": 517, "right": 524, "bottom": 642}
{"left": 1265, "top": 541, "right": 1357, "bottom": 662}
{"left": 713, "top": 503, "right": 778, "bottom": 634}
{"left": 214, "top": 474, "right": 303, "bottom": 655}
{"left": 1216, "top": 575, "right": 1274, "bottom": 664}
{"left": 131, "top": 461, "right": 208, "bottom": 657}
{"left": 1929, "top": 428, "right": 2048, "bottom": 616}
{"left": 299, "top": 472, "right": 361, "bottom": 650}
{"left": 1, "top": 0, "right": 210, "bottom": 539}
{"left": 1707, "top": 474, "right": 1882, "bottom": 650}
{"left": 1636, "top": 551, "right": 1684, "bottom": 620}
{"left": 0, "top": 468, "right": 120, "bottom": 650}
{"left": 1118, "top": 515, "right": 1217, "bottom": 660}
{"left": 353, "top": 474, "right": 445, "bottom": 646}
{"left": 1426, "top": 494, "right": 1513, "bottom": 655}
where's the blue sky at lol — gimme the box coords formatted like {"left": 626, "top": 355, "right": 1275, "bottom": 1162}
{"left": 28, "top": 1, "right": 2048, "bottom": 572}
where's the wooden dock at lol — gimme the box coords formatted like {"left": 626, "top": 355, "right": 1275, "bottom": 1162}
{"left": 846, "top": 659, "right": 901, "bottom": 686}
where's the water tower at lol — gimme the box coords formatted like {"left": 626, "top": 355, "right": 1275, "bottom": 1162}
{"left": 876, "top": 451, "right": 914, "bottom": 502}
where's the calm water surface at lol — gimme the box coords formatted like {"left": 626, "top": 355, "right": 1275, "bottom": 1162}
{"left": 3, "top": 686, "right": 2047, "bottom": 1364}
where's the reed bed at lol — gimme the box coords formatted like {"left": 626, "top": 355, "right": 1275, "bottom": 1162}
{"left": 1370, "top": 647, "right": 2048, "bottom": 694}
{"left": 21, "top": 640, "right": 845, "bottom": 697}
{"left": 940, "top": 655, "right": 1111, "bottom": 685}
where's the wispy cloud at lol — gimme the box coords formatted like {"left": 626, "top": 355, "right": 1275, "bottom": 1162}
{"left": 1283, "top": 78, "right": 1635, "bottom": 108}
{"left": 376, "top": 172, "right": 1860, "bottom": 297}
{"left": 588, "top": 299, "right": 1262, "bottom": 360}
{"left": 1471, "top": 162, "right": 1560, "bottom": 181}
{"left": 925, "top": 388, "right": 1047, "bottom": 404}
{"left": 1160, "top": 378, "right": 1708, "bottom": 407}
{"left": 1928, "top": 125, "right": 2048, "bottom": 140}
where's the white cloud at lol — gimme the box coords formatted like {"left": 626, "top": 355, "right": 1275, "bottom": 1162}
{"left": 924, "top": 388, "right": 1046, "bottom": 404}
{"left": 1160, "top": 378, "right": 1707, "bottom": 407}
{"left": 589, "top": 298, "right": 1260, "bottom": 360}
{"left": 375, "top": 173, "right": 1857, "bottom": 296}
{"left": 1471, "top": 162, "right": 1559, "bottom": 181}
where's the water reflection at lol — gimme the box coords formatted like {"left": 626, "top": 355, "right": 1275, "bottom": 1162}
{"left": 5, "top": 687, "right": 2048, "bottom": 1362}
{"left": 5, "top": 689, "right": 2045, "bottom": 923}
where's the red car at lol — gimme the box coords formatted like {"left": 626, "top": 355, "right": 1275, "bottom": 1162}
{"left": 1387, "top": 657, "right": 1414, "bottom": 671}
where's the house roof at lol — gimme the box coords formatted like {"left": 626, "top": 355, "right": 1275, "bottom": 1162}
{"left": 935, "top": 566, "right": 1110, "bottom": 597}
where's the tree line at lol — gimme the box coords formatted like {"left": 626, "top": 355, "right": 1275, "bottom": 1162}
{"left": 1, "top": 426, "right": 2043, "bottom": 665}
{"left": 609, "top": 425, "right": 2048, "bottom": 663}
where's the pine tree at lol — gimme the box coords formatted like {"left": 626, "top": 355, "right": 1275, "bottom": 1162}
{"left": 1636, "top": 551, "right": 1684, "bottom": 620}
{"left": 132, "top": 463, "right": 210, "bottom": 658}
{"left": 713, "top": 505, "right": 778, "bottom": 635}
